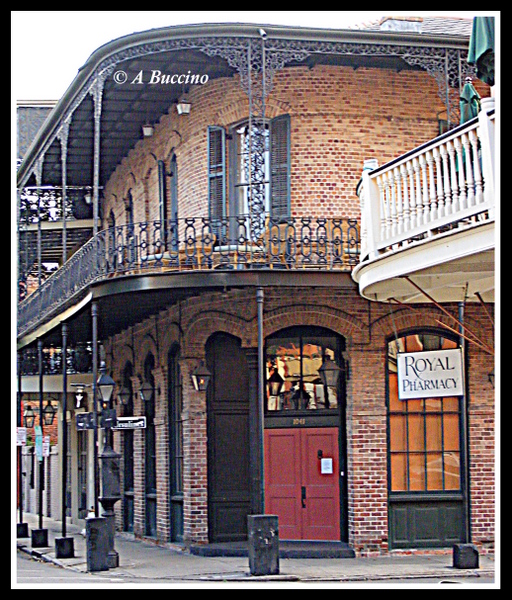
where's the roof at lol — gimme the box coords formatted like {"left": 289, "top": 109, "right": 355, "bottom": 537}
{"left": 352, "top": 15, "right": 473, "bottom": 37}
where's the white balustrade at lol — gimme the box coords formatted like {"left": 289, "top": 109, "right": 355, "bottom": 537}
{"left": 358, "top": 104, "right": 494, "bottom": 261}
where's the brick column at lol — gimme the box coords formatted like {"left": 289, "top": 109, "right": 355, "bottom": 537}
{"left": 181, "top": 358, "right": 208, "bottom": 544}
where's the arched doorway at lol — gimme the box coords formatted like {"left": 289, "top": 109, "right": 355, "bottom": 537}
{"left": 264, "top": 326, "right": 348, "bottom": 542}
{"left": 205, "top": 332, "right": 250, "bottom": 543}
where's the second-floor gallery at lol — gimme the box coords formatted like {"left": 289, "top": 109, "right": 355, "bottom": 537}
{"left": 16, "top": 17, "right": 495, "bottom": 557}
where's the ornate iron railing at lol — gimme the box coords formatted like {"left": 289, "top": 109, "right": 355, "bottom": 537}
{"left": 18, "top": 214, "right": 360, "bottom": 337}
{"left": 19, "top": 342, "right": 93, "bottom": 376}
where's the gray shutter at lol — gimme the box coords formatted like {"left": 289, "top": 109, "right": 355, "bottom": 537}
{"left": 207, "top": 126, "right": 226, "bottom": 219}
{"left": 270, "top": 115, "right": 290, "bottom": 218}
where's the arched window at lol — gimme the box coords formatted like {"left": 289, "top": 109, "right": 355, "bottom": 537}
{"left": 387, "top": 331, "right": 462, "bottom": 492}
{"left": 265, "top": 326, "right": 346, "bottom": 414}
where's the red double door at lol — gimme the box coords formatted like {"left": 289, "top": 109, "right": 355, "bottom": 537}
{"left": 264, "top": 427, "right": 340, "bottom": 541}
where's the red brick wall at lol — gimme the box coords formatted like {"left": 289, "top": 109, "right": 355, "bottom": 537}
{"left": 109, "top": 287, "right": 494, "bottom": 554}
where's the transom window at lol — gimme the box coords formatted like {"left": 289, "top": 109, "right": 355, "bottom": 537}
{"left": 265, "top": 326, "right": 343, "bottom": 413}
{"left": 387, "top": 332, "right": 462, "bottom": 492}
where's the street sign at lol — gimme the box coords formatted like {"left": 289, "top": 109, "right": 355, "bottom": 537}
{"left": 42, "top": 435, "right": 50, "bottom": 457}
{"left": 76, "top": 412, "right": 96, "bottom": 430}
{"left": 112, "top": 416, "right": 147, "bottom": 430}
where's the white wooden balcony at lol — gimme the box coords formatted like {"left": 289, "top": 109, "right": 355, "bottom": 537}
{"left": 352, "top": 98, "right": 495, "bottom": 304}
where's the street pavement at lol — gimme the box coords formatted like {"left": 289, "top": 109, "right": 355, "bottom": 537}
{"left": 15, "top": 512, "right": 496, "bottom": 587}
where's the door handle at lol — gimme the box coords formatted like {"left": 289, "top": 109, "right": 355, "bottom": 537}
{"left": 301, "top": 486, "right": 306, "bottom": 508}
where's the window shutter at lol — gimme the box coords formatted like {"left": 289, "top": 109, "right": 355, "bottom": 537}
{"left": 207, "top": 126, "right": 226, "bottom": 219}
{"left": 169, "top": 154, "right": 178, "bottom": 222}
{"left": 157, "top": 160, "right": 167, "bottom": 226}
{"left": 270, "top": 115, "right": 290, "bottom": 218}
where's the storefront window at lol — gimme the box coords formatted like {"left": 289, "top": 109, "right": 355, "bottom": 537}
{"left": 387, "top": 332, "right": 462, "bottom": 492}
{"left": 266, "top": 327, "right": 343, "bottom": 412}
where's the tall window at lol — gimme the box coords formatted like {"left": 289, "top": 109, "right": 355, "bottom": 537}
{"left": 207, "top": 115, "right": 290, "bottom": 225}
{"left": 168, "top": 345, "right": 183, "bottom": 542}
{"left": 387, "top": 332, "right": 462, "bottom": 492}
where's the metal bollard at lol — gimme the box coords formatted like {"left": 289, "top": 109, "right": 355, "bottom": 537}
{"left": 86, "top": 516, "right": 109, "bottom": 572}
{"left": 453, "top": 543, "right": 479, "bottom": 569}
{"left": 247, "top": 515, "right": 279, "bottom": 576}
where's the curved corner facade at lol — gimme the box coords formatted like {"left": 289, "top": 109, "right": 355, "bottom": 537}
{"left": 16, "top": 20, "right": 495, "bottom": 556}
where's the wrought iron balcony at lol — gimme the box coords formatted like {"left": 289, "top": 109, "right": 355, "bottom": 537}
{"left": 19, "top": 342, "right": 93, "bottom": 376}
{"left": 17, "top": 214, "right": 360, "bottom": 338}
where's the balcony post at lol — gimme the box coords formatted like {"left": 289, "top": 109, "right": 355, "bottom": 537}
{"left": 360, "top": 159, "right": 379, "bottom": 260}
{"left": 478, "top": 98, "right": 495, "bottom": 216}
{"left": 58, "top": 123, "right": 70, "bottom": 264}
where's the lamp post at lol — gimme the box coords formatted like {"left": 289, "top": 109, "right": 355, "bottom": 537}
{"left": 17, "top": 353, "right": 29, "bottom": 538}
{"left": 31, "top": 339, "right": 49, "bottom": 548}
{"left": 55, "top": 322, "right": 75, "bottom": 558}
{"left": 97, "top": 362, "right": 121, "bottom": 569}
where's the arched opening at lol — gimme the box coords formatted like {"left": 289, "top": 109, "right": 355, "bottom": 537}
{"left": 264, "top": 326, "right": 348, "bottom": 542}
{"left": 387, "top": 328, "right": 467, "bottom": 549}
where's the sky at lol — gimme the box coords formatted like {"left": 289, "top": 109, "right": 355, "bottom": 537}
{"left": 11, "top": 10, "right": 493, "bottom": 101}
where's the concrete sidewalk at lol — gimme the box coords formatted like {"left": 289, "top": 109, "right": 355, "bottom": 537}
{"left": 16, "top": 512, "right": 495, "bottom": 585}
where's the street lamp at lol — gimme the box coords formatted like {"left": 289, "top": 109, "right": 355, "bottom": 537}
{"left": 98, "top": 365, "right": 115, "bottom": 409}
{"left": 97, "top": 362, "right": 121, "bottom": 569}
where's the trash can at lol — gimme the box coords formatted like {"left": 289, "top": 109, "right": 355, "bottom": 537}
{"left": 86, "top": 516, "right": 109, "bottom": 572}
{"left": 247, "top": 515, "right": 279, "bottom": 576}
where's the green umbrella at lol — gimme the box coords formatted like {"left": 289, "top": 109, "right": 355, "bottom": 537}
{"left": 460, "top": 77, "right": 481, "bottom": 124}
{"left": 467, "top": 16, "right": 495, "bottom": 86}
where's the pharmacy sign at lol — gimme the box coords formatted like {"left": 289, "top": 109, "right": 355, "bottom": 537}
{"left": 397, "top": 348, "right": 464, "bottom": 400}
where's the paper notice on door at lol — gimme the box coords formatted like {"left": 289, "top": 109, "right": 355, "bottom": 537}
{"left": 320, "top": 458, "right": 333, "bottom": 474}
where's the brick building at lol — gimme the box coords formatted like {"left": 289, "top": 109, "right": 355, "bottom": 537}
{"left": 17, "top": 18, "right": 495, "bottom": 556}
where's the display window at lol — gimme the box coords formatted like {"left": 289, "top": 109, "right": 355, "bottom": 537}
{"left": 387, "top": 332, "right": 462, "bottom": 492}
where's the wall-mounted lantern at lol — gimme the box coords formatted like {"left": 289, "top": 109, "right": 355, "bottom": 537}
{"left": 117, "top": 386, "right": 131, "bottom": 406}
{"left": 268, "top": 367, "right": 284, "bottom": 397}
{"left": 318, "top": 356, "right": 343, "bottom": 388}
{"left": 176, "top": 95, "right": 191, "bottom": 115}
{"left": 191, "top": 361, "right": 211, "bottom": 392}
{"left": 23, "top": 405, "right": 36, "bottom": 428}
{"left": 42, "top": 400, "right": 57, "bottom": 426}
